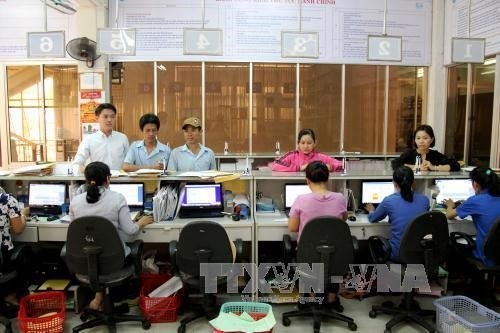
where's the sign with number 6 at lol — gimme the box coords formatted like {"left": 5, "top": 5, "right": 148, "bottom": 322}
{"left": 27, "top": 31, "right": 65, "bottom": 58}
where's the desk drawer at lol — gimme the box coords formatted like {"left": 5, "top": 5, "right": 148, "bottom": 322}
{"left": 38, "top": 225, "right": 68, "bottom": 241}
{"left": 13, "top": 226, "right": 38, "bottom": 242}
{"left": 226, "top": 226, "right": 252, "bottom": 241}
{"left": 137, "top": 227, "right": 180, "bottom": 242}
{"left": 257, "top": 225, "right": 295, "bottom": 241}
{"left": 349, "top": 224, "right": 390, "bottom": 240}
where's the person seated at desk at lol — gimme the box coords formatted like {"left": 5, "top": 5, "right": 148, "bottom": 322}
{"left": 0, "top": 191, "right": 26, "bottom": 306}
{"left": 391, "top": 124, "right": 460, "bottom": 172}
{"left": 73, "top": 103, "right": 129, "bottom": 171}
{"left": 122, "top": 113, "right": 171, "bottom": 172}
{"left": 167, "top": 117, "right": 216, "bottom": 172}
{"left": 69, "top": 161, "right": 153, "bottom": 311}
{"left": 288, "top": 161, "right": 347, "bottom": 306}
{"left": 444, "top": 167, "right": 500, "bottom": 267}
{"left": 271, "top": 128, "right": 342, "bottom": 172}
{"left": 365, "top": 166, "right": 429, "bottom": 262}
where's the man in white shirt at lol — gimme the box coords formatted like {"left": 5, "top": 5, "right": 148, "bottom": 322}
{"left": 73, "top": 103, "right": 129, "bottom": 170}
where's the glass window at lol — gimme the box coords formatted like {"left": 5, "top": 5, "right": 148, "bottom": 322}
{"left": 344, "top": 65, "right": 385, "bottom": 152}
{"left": 299, "top": 64, "right": 342, "bottom": 153}
{"left": 111, "top": 62, "right": 154, "bottom": 142}
{"left": 445, "top": 65, "right": 468, "bottom": 162}
{"left": 252, "top": 64, "right": 296, "bottom": 153}
{"left": 387, "top": 66, "right": 428, "bottom": 153}
{"left": 205, "top": 63, "right": 249, "bottom": 153}
{"left": 156, "top": 62, "right": 202, "bottom": 148}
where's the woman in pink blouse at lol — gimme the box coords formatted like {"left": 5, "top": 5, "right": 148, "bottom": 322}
{"left": 271, "top": 128, "right": 342, "bottom": 172}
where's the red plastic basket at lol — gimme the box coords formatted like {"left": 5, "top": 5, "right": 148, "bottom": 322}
{"left": 139, "top": 274, "right": 181, "bottom": 323}
{"left": 18, "top": 291, "right": 66, "bottom": 333}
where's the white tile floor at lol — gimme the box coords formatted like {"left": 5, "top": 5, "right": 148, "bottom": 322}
{"left": 9, "top": 294, "right": 438, "bottom": 333}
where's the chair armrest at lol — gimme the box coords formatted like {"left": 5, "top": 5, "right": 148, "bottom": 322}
{"left": 234, "top": 238, "right": 243, "bottom": 258}
{"left": 368, "top": 236, "right": 391, "bottom": 263}
{"left": 283, "top": 234, "right": 293, "bottom": 265}
{"left": 60, "top": 244, "right": 67, "bottom": 261}
{"left": 128, "top": 240, "right": 144, "bottom": 275}
{"left": 10, "top": 244, "right": 26, "bottom": 262}
{"left": 450, "top": 232, "right": 475, "bottom": 250}
{"left": 351, "top": 235, "right": 359, "bottom": 261}
{"left": 169, "top": 241, "right": 178, "bottom": 275}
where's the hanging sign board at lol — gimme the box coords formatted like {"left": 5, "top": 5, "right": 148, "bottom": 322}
{"left": 452, "top": 37, "right": 485, "bottom": 63}
{"left": 281, "top": 32, "right": 319, "bottom": 58}
{"left": 183, "top": 29, "right": 223, "bottom": 55}
{"left": 367, "top": 35, "right": 402, "bottom": 62}
{"left": 97, "top": 28, "right": 136, "bottom": 55}
{"left": 27, "top": 31, "right": 65, "bottom": 58}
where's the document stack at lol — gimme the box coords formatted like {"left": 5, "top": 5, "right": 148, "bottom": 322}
{"left": 153, "top": 183, "right": 180, "bottom": 222}
{"left": 12, "top": 163, "right": 55, "bottom": 176}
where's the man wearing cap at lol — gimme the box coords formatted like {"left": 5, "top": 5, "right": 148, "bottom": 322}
{"left": 167, "top": 117, "right": 216, "bottom": 172}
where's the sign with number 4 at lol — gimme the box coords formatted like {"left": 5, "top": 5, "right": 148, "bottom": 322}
{"left": 367, "top": 35, "right": 402, "bottom": 62}
{"left": 184, "top": 29, "right": 223, "bottom": 55}
{"left": 281, "top": 32, "right": 319, "bottom": 58}
{"left": 27, "top": 31, "right": 65, "bottom": 58}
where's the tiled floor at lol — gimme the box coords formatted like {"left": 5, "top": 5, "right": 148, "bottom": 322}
{"left": 9, "top": 294, "right": 440, "bottom": 333}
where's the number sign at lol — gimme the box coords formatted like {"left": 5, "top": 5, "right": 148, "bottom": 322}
{"left": 452, "top": 38, "right": 485, "bottom": 63}
{"left": 367, "top": 35, "right": 402, "bottom": 62}
{"left": 27, "top": 31, "right": 65, "bottom": 58}
{"left": 98, "top": 28, "right": 136, "bottom": 55}
{"left": 184, "top": 29, "right": 223, "bottom": 55}
{"left": 281, "top": 32, "right": 319, "bottom": 58}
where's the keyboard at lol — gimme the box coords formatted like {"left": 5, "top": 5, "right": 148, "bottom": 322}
{"left": 178, "top": 210, "right": 224, "bottom": 219}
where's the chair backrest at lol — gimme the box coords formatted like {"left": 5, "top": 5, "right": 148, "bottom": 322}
{"left": 484, "top": 217, "right": 500, "bottom": 264}
{"left": 399, "top": 211, "right": 449, "bottom": 275}
{"left": 176, "top": 220, "right": 233, "bottom": 277}
{"left": 65, "top": 216, "right": 125, "bottom": 276}
{"left": 296, "top": 216, "right": 354, "bottom": 276}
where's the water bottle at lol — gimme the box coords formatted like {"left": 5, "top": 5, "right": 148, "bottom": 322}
{"left": 224, "top": 141, "right": 229, "bottom": 155}
{"left": 275, "top": 141, "right": 280, "bottom": 155}
{"left": 415, "top": 155, "right": 421, "bottom": 174}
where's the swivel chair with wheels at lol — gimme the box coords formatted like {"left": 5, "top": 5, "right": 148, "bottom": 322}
{"left": 368, "top": 211, "right": 449, "bottom": 333}
{"left": 282, "top": 216, "right": 358, "bottom": 333}
{"left": 450, "top": 216, "right": 500, "bottom": 308}
{"left": 63, "top": 216, "right": 150, "bottom": 333}
{"left": 169, "top": 220, "right": 242, "bottom": 333}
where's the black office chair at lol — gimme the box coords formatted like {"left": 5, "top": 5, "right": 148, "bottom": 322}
{"left": 450, "top": 216, "right": 500, "bottom": 308}
{"left": 169, "top": 220, "right": 242, "bottom": 333}
{"left": 282, "top": 216, "right": 358, "bottom": 333}
{"left": 63, "top": 216, "right": 150, "bottom": 333}
{"left": 368, "top": 211, "right": 449, "bottom": 333}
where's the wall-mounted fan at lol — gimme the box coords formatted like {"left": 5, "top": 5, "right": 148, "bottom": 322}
{"left": 40, "top": 0, "right": 77, "bottom": 15}
{"left": 66, "top": 37, "right": 101, "bottom": 68}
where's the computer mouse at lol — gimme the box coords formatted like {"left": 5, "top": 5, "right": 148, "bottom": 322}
{"left": 47, "top": 215, "right": 59, "bottom": 222}
{"left": 348, "top": 215, "right": 357, "bottom": 221}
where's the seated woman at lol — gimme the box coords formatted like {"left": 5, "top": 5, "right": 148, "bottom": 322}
{"left": 445, "top": 167, "right": 500, "bottom": 266}
{"left": 391, "top": 124, "right": 460, "bottom": 172}
{"left": 271, "top": 128, "right": 342, "bottom": 172}
{"left": 366, "top": 166, "right": 429, "bottom": 262}
{"left": 288, "top": 161, "right": 347, "bottom": 306}
{"left": 69, "top": 161, "right": 154, "bottom": 311}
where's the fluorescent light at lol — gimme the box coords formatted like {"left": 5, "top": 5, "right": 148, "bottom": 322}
{"left": 417, "top": 68, "right": 424, "bottom": 78}
{"left": 480, "top": 70, "right": 495, "bottom": 75}
{"left": 484, "top": 58, "right": 496, "bottom": 65}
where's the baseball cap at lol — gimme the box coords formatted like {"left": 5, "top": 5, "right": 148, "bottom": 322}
{"left": 182, "top": 117, "right": 202, "bottom": 129}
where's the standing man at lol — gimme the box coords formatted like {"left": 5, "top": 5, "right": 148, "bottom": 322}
{"left": 122, "top": 113, "right": 171, "bottom": 172}
{"left": 167, "top": 117, "right": 216, "bottom": 171}
{"left": 73, "top": 103, "right": 129, "bottom": 170}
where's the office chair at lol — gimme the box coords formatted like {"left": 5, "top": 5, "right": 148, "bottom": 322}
{"left": 169, "top": 220, "right": 243, "bottom": 333}
{"left": 63, "top": 216, "right": 150, "bottom": 333}
{"left": 368, "top": 211, "right": 449, "bottom": 333}
{"left": 282, "top": 216, "right": 358, "bottom": 333}
{"left": 450, "top": 217, "right": 500, "bottom": 308}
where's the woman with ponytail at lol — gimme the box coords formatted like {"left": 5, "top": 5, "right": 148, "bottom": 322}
{"left": 445, "top": 167, "right": 500, "bottom": 266}
{"left": 69, "top": 161, "right": 153, "bottom": 310}
{"left": 365, "top": 166, "right": 429, "bottom": 262}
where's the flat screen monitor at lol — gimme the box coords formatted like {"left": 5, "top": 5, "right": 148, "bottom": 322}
{"left": 109, "top": 183, "right": 145, "bottom": 209}
{"left": 284, "top": 184, "right": 311, "bottom": 209}
{"left": 181, "top": 183, "right": 223, "bottom": 208}
{"left": 435, "top": 179, "right": 474, "bottom": 203}
{"left": 28, "top": 183, "right": 66, "bottom": 207}
{"left": 361, "top": 181, "right": 394, "bottom": 204}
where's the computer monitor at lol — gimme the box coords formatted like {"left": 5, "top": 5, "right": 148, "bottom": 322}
{"left": 109, "top": 183, "right": 145, "bottom": 209}
{"left": 28, "top": 183, "right": 66, "bottom": 215}
{"left": 361, "top": 181, "right": 394, "bottom": 204}
{"left": 180, "top": 183, "right": 223, "bottom": 208}
{"left": 435, "top": 179, "right": 474, "bottom": 203}
{"left": 284, "top": 183, "right": 312, "bottom": 209}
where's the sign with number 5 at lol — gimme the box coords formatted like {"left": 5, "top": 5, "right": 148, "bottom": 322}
{"left": 98, "top": 28, "right": 136, "bottom": 55}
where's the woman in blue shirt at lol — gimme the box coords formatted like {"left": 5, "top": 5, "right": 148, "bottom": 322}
{"left": 366, "top": 166, "right": 429, "bottom": 262}
{"left": 445, "top": 167, "right": 500, "bottom": 266}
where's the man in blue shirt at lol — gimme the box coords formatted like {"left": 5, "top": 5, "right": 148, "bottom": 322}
{"left": 123, "top": 113, "right": 171, "bottom": 172}
{"left": 167, "top": 117, "right": 216, "bottom": 172}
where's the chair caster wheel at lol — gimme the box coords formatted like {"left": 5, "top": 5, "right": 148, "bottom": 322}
{"left": 142, "top": 320, "right": 151, "bottom": 330}
{"left": 348, "top": 322, "right": 357, "bottom": 331}
{"left": 384, "top": 328, "right": 391, "bottom": 333}
{"left": 178, "top": 325, "right": 186, "bottom": 333}
{"left": 80, "top": 313, "right": 89, "bottom": 322}
{"left": 335, "top": 303, "right": 344, "bottom": 313}
{"left": 282, "top": 317, "right": 291, "bottom": 326}
{"left": 368, "top": 310, "right": 377, "bottom": 318}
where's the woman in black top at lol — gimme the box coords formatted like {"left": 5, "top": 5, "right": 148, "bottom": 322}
{"left": 392, "top": 124, "right": 460, "bottom": 171}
